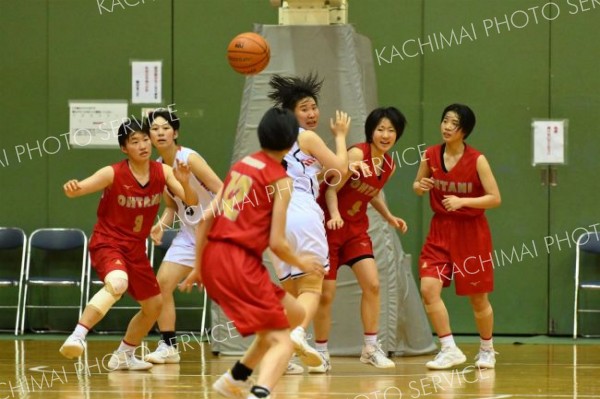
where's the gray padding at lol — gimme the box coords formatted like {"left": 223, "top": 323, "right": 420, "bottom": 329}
{"left": 210, "top": 24, "right": 435, "bottom": 357}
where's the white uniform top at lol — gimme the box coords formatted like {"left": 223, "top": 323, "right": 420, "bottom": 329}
{"left": 271, "top": 129, "right": 330, "bottom": 280}
{"left": 158, "top": 146, "right": 215, "bottom": 267}
{"left": 283, "top": 129, "right": 322, "bottom": 200}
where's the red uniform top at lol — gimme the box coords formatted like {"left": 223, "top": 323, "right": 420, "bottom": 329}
{"left": 319, "top": 142, "right": 395, "bottom": 223}
{"left": 93, "top": 160, "right": 166, "bottom": 242}
{"left": 426, "top": 143, "right": 485, "bottom": 217}
{"left": 208, "top": 151, "right": 288, "bottom": 259}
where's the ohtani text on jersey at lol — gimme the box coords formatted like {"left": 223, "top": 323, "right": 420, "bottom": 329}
{"left": 117, "top": 194, "right": 161, "bottom": 208}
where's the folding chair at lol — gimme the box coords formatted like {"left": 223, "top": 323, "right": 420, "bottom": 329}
{"left": 0, "top": 227, "right": 27, "bottom": 335}
{"left": 149, "top": 229, "right": 208, "bottom": 335}
{"left": 573, "top": 231, "right": 600, "bottom": 338}
{"left": 20, "top": 228, "right": 87, "bottom": 334}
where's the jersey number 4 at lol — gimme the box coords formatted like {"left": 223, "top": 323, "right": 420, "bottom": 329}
{"left": 222, "top": 171, "right": 253, "bottom": 222}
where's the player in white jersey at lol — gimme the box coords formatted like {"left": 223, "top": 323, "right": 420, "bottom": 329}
{"left": 144, "top": 109, "right": 223, "bottom": 363}
{"left": 268, "top": 74, "right": 350, "bottom": 373}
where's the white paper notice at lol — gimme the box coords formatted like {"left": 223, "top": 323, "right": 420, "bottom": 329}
{"left": 69, "top": 100, "right": 128, "bottom": 148}
{"left": 532, "top": 120, "right": 566, "bottom": 165}
{"left": 131, "top": 61, "right": 162, "bottom": 104}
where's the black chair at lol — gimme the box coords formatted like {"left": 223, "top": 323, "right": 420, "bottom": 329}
{"left": 573, "top": 231, "right": 600, "bottom": 338}
{"left": 20, "top": 228, "right": 87, "bottom": 334}
{"left": 0, "top": 227, "right": 27, "bottom": 335}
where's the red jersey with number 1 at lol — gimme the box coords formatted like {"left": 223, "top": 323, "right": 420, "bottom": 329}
{"left": 208, "top": 151, "right": 288, "bottom": 259}
{"left": 319, "top": 142, "right": 395, "bottom": 223}
{"left": 93, "top": 160, "right": 166, "bottom": 242}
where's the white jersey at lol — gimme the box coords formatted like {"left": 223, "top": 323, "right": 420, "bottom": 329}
{"left": 283, "top": 129, "right": 323, "bottom": 200}
{"left": 157, "top": 146, "right": 215, "bottom": 267}
{"left": 271, "top": 129, "right": 329, "bottom": 280}
{"left": 158, "top": 146, "right": 214, "bottom": 234}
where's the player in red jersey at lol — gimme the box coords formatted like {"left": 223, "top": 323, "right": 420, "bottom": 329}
{"left": 413, "top": 104, "right": 501, "bottom": 370}
{"left": 312, "top": 107, "right": 408, "bottom": 372}
{"left": 181, "top": 108, "right": 324, "bottom": 399}
{"left": 59, "top": 118, "right": 198, "bottom": 371}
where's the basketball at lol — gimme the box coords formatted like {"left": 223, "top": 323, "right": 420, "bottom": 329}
{"left": 227, "top": 32, "right": 270, "bottom": 75}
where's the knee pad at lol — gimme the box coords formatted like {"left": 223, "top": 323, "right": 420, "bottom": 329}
{"left": 88, "top": 270, "right": 128, "bottom": 315}
{"left": 474, "top": 304, "right": 493, "bottom": 319}
{"left": 296, "top": 273, "right": 324, "bottom": 295}
{"left": 88, "top": 287, "right": 121, "bottom": 316}
{"left": 104, "top": 269, "right": 129, "bottom": 296}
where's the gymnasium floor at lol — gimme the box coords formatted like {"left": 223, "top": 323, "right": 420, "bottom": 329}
{"left": 0, "top": 336, "right": 598, "bottom": 398}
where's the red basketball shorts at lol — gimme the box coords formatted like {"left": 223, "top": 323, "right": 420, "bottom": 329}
{"left": 325, "top": 218, "right": 374, "bottom": 280}
{"left": 419, "top": 214, "right": 494, "bottom": 295}
{"left": 202, "top": 240, "right": 289, "bottom": 336}
{"left": 89, "top": 232, "right": 160, "bottom": 301}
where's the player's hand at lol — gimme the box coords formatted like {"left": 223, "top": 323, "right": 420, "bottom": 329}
{"left": 296, "top": 254, "right": 326, "bottom": 278}
{"left": 326, "top": 215, "right": 344, "bottom": 230}
{"left": 417, "top": 177, "right": 435, "bottom": 192}
{"left": 63, "top": 179, "right": 81, "bottom": 194}
{"left": 179, "top": 269, "right": 203, "bottom": 293}
{"left": 387, "top": 216, "right": 408, "bottom": 233}
{"left": 442, "top": 195, "right": 463, "bottom": 212}
{"left": 174, "top": 160, "right": 192, "bottom": 183}
{"left": 330, "top": 110, "right": 351, "bottom": 138}
{"left": 150, "top": 224, "right": 164, "bottom": 245}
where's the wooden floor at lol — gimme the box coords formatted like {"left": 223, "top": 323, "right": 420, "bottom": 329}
{"left": 0, "top": 338, "right": 599, "bottom": 398}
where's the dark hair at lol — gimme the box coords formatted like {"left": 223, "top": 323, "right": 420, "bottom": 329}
{"left": 365, "top": 107, "right": 407, "bottom": 144}
{"left": 258, "top": 107, "right": 299, "bottom": 151}
{"left": 441, "top": 103, "right": 476, "bottom": 139}
{"left": 268, "top": 73, "right": 323, "bottom": 111}
{"left": 117, "top": 118, "right": 147, "bottom": 147}
{"left": 145, "top": 108, "right": 180, "bottom": 130}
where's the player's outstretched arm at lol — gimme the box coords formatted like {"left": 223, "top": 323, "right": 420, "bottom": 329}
{"left": 151, "top": 193, "right": 177, "bottom": 245}
{"left": 324, "top": 185, "right": 343, "bottom": 230}
{"left": 179, "top": 189, "right": 223, "bottom": 294}
{"left": 188, "top": 153, "right": 223, "bottom": 194}
{"left": 370, "top": 191, "right": 408, "bottom": 233}
{"left": 324, "top": 146, "right": 367, "bottom": 230}
{"left": 63, "top": 166, "right": 114, "bottom": 198}
{"left": 300, "top": 110, "right": 351, "bottom": 176}
{"left": 163, "top": 162, "right": 198, "bottom": 206}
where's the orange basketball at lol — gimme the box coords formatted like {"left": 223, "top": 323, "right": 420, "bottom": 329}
{"left": 227, "top": 32, "right": 270, "bottom": 75}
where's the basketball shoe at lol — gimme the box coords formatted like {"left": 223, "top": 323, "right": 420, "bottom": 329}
{"left": 213, "top": 370, "right": 253, "bottom": 399}
{"left": 426, "top": 346, "right": 467, "bottom": 370}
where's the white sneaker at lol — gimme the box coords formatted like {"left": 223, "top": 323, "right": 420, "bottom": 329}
{"left": 107, "top": 350, "right": 153, "bottom": 371}
{"left": 474, "top": 348, "right": 497, "bottom": 369}
{"left": 285, "top": 361, "right": 304, "bottom": 375}
{"left": 308, "top": 351, "right": 332, "bottom": 373}
{"left": 145, "top": 341, "right": 181, "bottom": 364}
{"left": 426, "top": 346, "right": 467, "bottom": 370}
{"left": 213, "top": 370, "right": 252, "bottom": 399}
{"left": 290, "top": 328, "right": 322, "bottom": 367}
{"left": 360, "top": 343, "right": 395, "bottom": 369}
{"left": 59, "top": 335, "right": 86, "bottom": 359}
